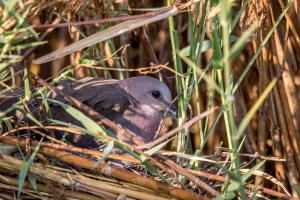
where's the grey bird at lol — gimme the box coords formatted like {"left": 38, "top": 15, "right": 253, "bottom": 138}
{"left": 0, "top": 76, "right": 178, "bottom": 148}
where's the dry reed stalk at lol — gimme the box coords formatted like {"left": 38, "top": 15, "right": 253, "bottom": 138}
{"left": 0, "top": 182, "right": 46, "bottom": 200}
{"left": 287, "top": 38, "right": 298, "bottom": 70}
{"left": 0, "top": 125, "right": 84, "bottom": 140}
{"left": 138, "top": 107, "right": 218, "bottom": 149}
{"left": 269, "top": 86, "right": 287, "bottom": 192}
{"left": 75, "top": 63, "right": 185, "bottom": 77}
{"left": 271, "top": 4, "right": 300, "bottom": 145}
{"left": 0, "top": 174, "right": 104, "bottom": 200}
{"left": 269, "top": 9, "right": 300, "bottom": 177}
{"left": 294, "top": 0, "right": 300, "bottom": 28}
{"left": 0, "top": 136, "right": 200, "bottom": 200}
{"left": 0, "top": 155, "right": 183, "bottom": 200}
{"left": 36, "top": 142, "right": 141, "bottom": 163}
{"left": 256, "top": 0, "right": 271, "bottom": 188}
{"left": 73, "top": 173, "right": 171, "bottom": 200}
{"left": 0, "top": 161, "right": 168, "bottom": 198}
{"left": 233, "top": 89, "right": 257, "bottom": 153}
{"left": 36, "top": 162, "right": 201, "bottom": 199}
{"left": 0, "top": 154, "right": 293, "bottom": 199}
{"left": 0, "top": 193, "right": 22, "bottom": 200}
{"left": 270, "top": 36, "right": 299, "bottom": 196}
{"left": 251, "top": 0, "right": 261, "bottom": 69}
{"left": 289, "top": 35, "right": 300, "bottom": 57}
{"left": 276, "top": 0, "right": 300, "bottom": 48}
{"left": 35, "top": 153, "right": 50, "bottom": 165}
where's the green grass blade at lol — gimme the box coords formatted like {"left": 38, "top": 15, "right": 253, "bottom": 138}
{"left": 181, "top": 36, "right": 238, "bottom": 57}
{"left": 44, "top": 98, "right": 108, "bottom": 137}
{"left": 24, "top": 62, "right": 30, "bottom": 101}
{"left": 93, "top": 141, "right": 114, "bottom": 169}
{"left": 0, "top": 86, "right": 13, "bottom": 95}
{"left": 107, "top": 39, "right": 124, "bottom": 80}
{"left": 194, "top": 0, "right": 208, "bottom": 54}
{"left": 29, "top": 177, "right": 41, "bottom": 196}
{"left": 228, "top": 22, "right": 258, "bottom": 61}
{"left": 18, "top": 163, "right": 29, "bottom": 197}
{"left": 142, "top": 137, "right": 175, "bottom": 162}
{"left": 234, "top": 78, "right": 277, "bottom": 140}
{"left": 0, "top": 69, "right": 23, "bottom": 83}
{"left": 16, "top": 143, "right": 26, "bottom": 162}
{"left": 0, "top": 59, "right": 20, "bottom": 73}
{"left": 28, "top": 137, "right": 43, "bottom": 166}
{"left": 10, "top": 10, "right": 40, "bottom": 42}
{"left": 172, "top": 31, "right": 185, "bottom": 119}
{"left": 15, "top": 107, "right": 43, "bottom": 127}
{"left": 5, "top": 41, "right": 48, "bottom": 52}
{"left": 1, "top": 5, "right": 31, "bottom": 53}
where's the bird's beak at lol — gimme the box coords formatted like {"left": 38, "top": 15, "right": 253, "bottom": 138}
{"left": 163, "top": 101, "right": 178, "bottom": 118}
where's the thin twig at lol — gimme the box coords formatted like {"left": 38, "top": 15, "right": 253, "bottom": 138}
{"left": 142, "top": 26, "right": 162, "bottom": 81}
{"left": 0, "top": 125, "right": 84, "bottom": 139}
{"left": 75, "top": 62, "right": 185, "bottom": 77}
{"left": 0, "top": 183, "right": 46, "bottom": 200}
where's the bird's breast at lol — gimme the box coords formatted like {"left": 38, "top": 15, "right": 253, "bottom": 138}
{"left": 132, "top": 106, "right": 160, "bottom": 143}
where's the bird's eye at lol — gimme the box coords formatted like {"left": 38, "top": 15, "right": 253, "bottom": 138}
{"left": 152, "top": 91, "right": 161, "bottom": 98}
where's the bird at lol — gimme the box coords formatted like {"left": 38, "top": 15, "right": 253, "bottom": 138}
{"left": 0, "top": 76, "right": 178, "bottom": 149}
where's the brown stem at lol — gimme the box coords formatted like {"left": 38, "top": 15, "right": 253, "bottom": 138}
{"left": 142, "top": 26, "right": 162, "bottom": 81}
{"left": 271, "top": 1, "right": 300, "bottom": 152}
{"left": 0, "top": 136, "right": 200, "bottom": 200}
{"left": 255, "top": 0, "right": 271, "bottom": 188}
{"left": 270, "top": 36, "right": 299, "bottom": 196}
{"left": 270, "top": 9, "right": 300, "bottom": 177}
{"left": 0, "top": 174, "right": 103, "bottom": 200}
{"left": 233, "top": 88, "right": 257, "bottom": 153}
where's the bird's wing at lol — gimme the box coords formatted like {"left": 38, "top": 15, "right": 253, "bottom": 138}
{"left": 48, "top": 77, "right": 138, "bottom": 120}
{"left": 47, "top": 77, "right": 138, "bottom": 148}
{"left": 1, "top": 77, "right": 138, "bottom": 148}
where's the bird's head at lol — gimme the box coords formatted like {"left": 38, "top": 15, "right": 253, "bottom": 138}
{"left": 118, "top": 76, "right": 178, "bottom": 118}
